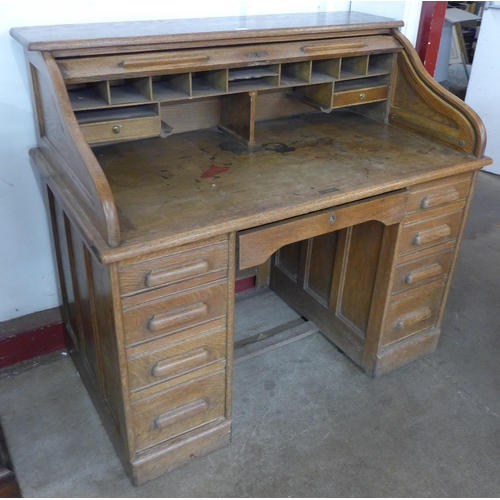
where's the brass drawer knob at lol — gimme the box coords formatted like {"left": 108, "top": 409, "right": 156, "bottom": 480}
{"left": 112, "top": 125, "right": 122, "bottom": 134}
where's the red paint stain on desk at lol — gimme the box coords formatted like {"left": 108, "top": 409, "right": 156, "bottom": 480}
{"left": 200, "top": 164, "right": 231, "bottom": 178}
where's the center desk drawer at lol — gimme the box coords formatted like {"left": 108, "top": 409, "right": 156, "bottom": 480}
{"left": 131, "top": 370, "right": 226, "bottom": 451}
{"left": 122, "top": 281, "right": 227, "bottom": 346}
{"left": 238, "top": 190, "right": 407, "bottom": 270}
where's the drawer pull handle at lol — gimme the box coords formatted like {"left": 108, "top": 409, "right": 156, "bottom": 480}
{"left": 359, "top": 93, "right": 366, "bottom": 100}
{"left": 395, "top": 307, "right": 432, "bottom": 330}
{"left": 145, "top": 259, "right": 210, "bottom": 287}
{"left": 147, "top": 302, "right": 208, "bottom": 332}
{"left": 112, "top": 125, "right": 121, "bottom": 134}
{"left": 420, "top": 188, "right": 460, "bottom": 209}
{"left": 120, "top": 55, "right": 209, "bottom": 69}
{"left": 405, "top": 263, "right": 443, "bottom": 284}
{"left": 152, "top": 399, "right": 208, "bottom": 430}
{"left": 412, "top": 224, "right": 451, "bottom": 246}
{"left": 302, "top": 42, "right": 366, "bottom": 53}
{"left": 152, "top": 348, "right": 210, "bottom": 378}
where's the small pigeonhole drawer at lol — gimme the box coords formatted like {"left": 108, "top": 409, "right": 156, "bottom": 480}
{"left": 332, "top": 84, "right": 389, "bottom": 108}
{"left": 76, "top": 105, "right": 160, "bottom": 144}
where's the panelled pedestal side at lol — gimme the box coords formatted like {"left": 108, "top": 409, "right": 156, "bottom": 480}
{"left": 12, "top": 11, "right": 491, "bottom": 486}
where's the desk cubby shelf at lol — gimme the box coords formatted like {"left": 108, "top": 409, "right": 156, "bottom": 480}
{"left": 68, "top": 52, "right": 395, "bottom": 145}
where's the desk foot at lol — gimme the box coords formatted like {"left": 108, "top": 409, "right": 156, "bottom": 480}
{"left": 130, "top": 419, "right": 231, "bottom": 485}
{"left": 372, "top": 327, "right": 440, "bottom": 377}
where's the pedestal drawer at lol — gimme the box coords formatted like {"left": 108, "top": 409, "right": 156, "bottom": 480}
{"left": 119, "top": 241, "right": 228, "bottom": 296}
{"left": 131, "top": 370, "right": 226, "bottom": 451}
{"left": 382, "top": 282, "right": 445, "bottom": 346}
{"left": 127, "top": 325, "right": 227, "bottom": 392}
{"left": 398, "top": 209, "right": 463, "bottom": 255}
{"left": 392, "top": 246, "right": 454, "bottom": 295}
{"left": 407, "top": 173, "right": 472, "bottom": 214}
{"left": 123, "top": 280, "right": 227, "bottom": 346}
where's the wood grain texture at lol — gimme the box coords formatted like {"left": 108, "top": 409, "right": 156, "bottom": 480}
{"left": 390, "top": 30, "right": 488, "bottom": 157}
{"left": 90, "top": 111, "right": 487, "bottom": 264}
{"left": 11, "top": 12, "right": 403, "bottom": 52}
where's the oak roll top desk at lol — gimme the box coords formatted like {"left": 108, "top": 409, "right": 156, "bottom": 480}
{"left": 11, "top": 12, "right": 491, "bottom": 485}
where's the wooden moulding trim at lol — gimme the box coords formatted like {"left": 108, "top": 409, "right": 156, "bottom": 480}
{"left": 30, "top": 148, "right": 110, "bottom": 258}
{"left": 391, "top": 30, "right": 488, "bottom": 158}
{"left": 39, "top": 52, "right": 121, "bottom": 247}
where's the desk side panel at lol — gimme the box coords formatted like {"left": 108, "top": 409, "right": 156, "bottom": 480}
{"left": 28, "top": 50, "right": 120, "bottom": 247}
{"left": 48, "top": 190, "right": 134, "bottom": 472}
{"left": 389, "top": 30, "right": 487, "bottom": 158}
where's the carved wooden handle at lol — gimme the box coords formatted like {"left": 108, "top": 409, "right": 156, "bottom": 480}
{"left": 151, "top": 348, "right": 210, "bottom": 378}
{"left": 405, "top": 263, "right": 443, "bottom": 284}
{"left": 120, "top": 55, "right": 209, "bottom": 69}
{"left": 420, "top": 188, "right": 460, "bottom": 209}
{"left": 152, "top": 399, "right": 208, "bottom": 430}
{"left": 395, "top": 307, "right": 432, "bottom": 330}
{"left": 145, "top": 259, "right": 209, "bottom": 287}
{"left": 302, "top": 42, "right": 366, "bottom": 53}
{"left": 412, "top": 224, "right": 451, "bottom": 246}
{"left": 147, "top": 302, "right": 208, "bottom": 332}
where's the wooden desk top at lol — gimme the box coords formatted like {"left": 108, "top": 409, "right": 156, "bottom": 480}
{"left": 93, "top": 110, "right": 484, "bottom": 259}
{"left": 11, "top": 12, "right": 403, "bottom": 52}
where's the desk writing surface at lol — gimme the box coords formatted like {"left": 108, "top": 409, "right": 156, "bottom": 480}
{"left": 94, "top": 110, "right": 482, "bottom": 249}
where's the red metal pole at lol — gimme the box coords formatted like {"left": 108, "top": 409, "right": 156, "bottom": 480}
{"left": 415, "top": 1, "right": 447, "bottom": 77}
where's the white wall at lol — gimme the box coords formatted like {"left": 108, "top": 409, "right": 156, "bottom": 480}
{"left": 0, "top": 0, "right": 420, "bottom": 322}
{"left": 465, "top": 7, "right": 500, "bottom": 175}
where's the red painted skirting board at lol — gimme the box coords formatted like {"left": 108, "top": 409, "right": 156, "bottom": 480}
{"left": 235, "top": 276, "right": 256, "bottom": 294}
{"left": 0, "top": 323, "right": 65, "bottom": 370}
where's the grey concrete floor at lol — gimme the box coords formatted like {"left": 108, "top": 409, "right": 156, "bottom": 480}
{"left": 0, "top": 171, "right": 499, "bottom": 497}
